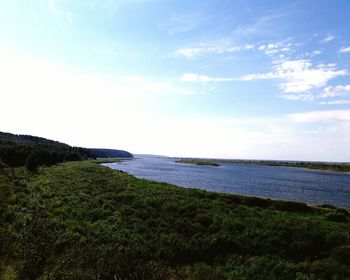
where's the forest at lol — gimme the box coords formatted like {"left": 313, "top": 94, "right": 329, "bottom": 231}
{"left": 0, "top": 131, "right": 132, "bottom": 173}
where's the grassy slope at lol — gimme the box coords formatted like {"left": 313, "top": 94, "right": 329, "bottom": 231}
{"left": 0, "top": 161, "right": 350, "bottom": 279}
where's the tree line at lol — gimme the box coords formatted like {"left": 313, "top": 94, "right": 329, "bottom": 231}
{"left": 0, "top": 131, "right": 92, "bottom": 172}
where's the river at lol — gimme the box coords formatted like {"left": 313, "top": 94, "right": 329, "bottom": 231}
{"left": 104, "top": 155, "right": 350, "bottom": 208}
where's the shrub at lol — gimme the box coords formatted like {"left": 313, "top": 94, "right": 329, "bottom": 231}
{"left": 331, "top": 245, "right": 350, "bottom": 265}
{"left": 273, "top": 200, "right": 311, "bottom": 213}
{"left": 64, "top": 152, "right": 82, "bottom": 162}
{"left": 326, "top": 213, "right": 348, "bottom": 223}
{"left": 242, "top": 196, "right": 272, "bottom": 208}
{"left": 25, "top": 153, "right": 40, "bottom": 172}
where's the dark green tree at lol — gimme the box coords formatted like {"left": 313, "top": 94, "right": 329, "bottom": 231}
{"left": 25, "top": 153, "right": 40, "bottom": 173}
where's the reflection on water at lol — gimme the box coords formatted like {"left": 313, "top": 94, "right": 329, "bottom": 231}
{"left": 104, "top": 156, "right": 350, "bottom": 208}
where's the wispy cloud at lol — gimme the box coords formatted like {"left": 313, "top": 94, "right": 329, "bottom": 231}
{"left": 47, "top": 0, "right": 73, "bottom": 21}
{"left": 277, "top": 84, "right": 350, "bottom": 103}
{"left": 88, "top": 0, "right": 152, "bottom": 15}
{"left": 339, "top": 46, "right": 350, "bottom": 53}
{"left": 120, "top": 76, "right": 197, "bottom": 95}
{"left": 320, "top": 34, "right": 335, "bottom": 43}
{"left": 241, "top": 60, "right": 347, "bottom": 95}
{"left": 160, "top": 12, "right": 213, "bottom": 35}
{"left": 175, "top": 39, "right": 294, "bottom": 59}
{"left": 319, "top": 85, "right": 350, "bottom": 98}
{"left": 319, "top": 100, "right": 350, "bottom": 105}
{"left": 180, "top": 73, "right": 235, "bottom": 82}
{"left": 288, "top": 109, "right": 350, "bottom": 123}
{"left": 232, "top": 9, "right": 291, "bottom": 38}
{"left": 174, "top": 43, "right": 254, "bottom": 58}
{"left": 317, "top": 85, "right": 350, "bottom": 105}
{"left": 257, "top": 41, "right": 294, "bottom": 57}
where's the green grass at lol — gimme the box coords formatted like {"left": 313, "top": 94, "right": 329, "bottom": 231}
{"left": 0, "top": 161, "right": 349, "bottom": 279}
{"left": 89, "top": 157, "right": 124, "bottom": 164}
{"left": 176, "top": 159, "right": 220, "bottom": 166}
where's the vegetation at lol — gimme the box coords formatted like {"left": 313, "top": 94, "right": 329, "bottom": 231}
{"left": 0, "top": 161, "right": 349, "bottom": 279}
{"left": 176, "top": 159, "right": 220, "bottom": 166}
{"left": 89, "top": 148, "right": 134, "bottom": 159}
{"left": 0, "top": 132, "right": 133, "bottom": 174}
{"left": 0, "top": 131, "right": 92, "bottom": 172}
{"left": 214, "top": 159, "right": 350, "bottom": 172}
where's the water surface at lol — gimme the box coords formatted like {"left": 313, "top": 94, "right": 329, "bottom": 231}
{"left": 104, "top": 156, "right": 350, "bottom": 208}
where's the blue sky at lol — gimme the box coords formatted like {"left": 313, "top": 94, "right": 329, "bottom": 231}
{"left": 1, "top": 0, "right": 350, "bottom": 161}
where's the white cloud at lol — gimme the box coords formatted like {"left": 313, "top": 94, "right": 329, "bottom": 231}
{"left": 240, "top": 72, "right": 277, "bottom": 81}
{"left": 321, "top": 34, "right": 335, "bottom": 43}
{"left": 174, "top": 44, "right": 254, "bottom": 58}
{"left": 288, "top": 109, "right": 350, "bottom": 123}
{"left": 232, "top": 10, "right": 289, "bottom": 38}
{"left": 89, "top": 0, "right": 150, "bottom": 11}
{"left": 280, "top": 93, "right": 315, "bottom": 101}
{"left": 1, "top": 49, "right": 349, "bottom": 161}
{"left": 180, "top": 73, "right": 235, "bottom": 82}
{"left": 47, "top": 0, "right": 73, "bottom": 21}
{"left": 115, "top": 75, "right": 197, "bottom": 95}
{"left": 319, "top": 100, "right": 350, "bottom": 105}
{"left": 258, "top": 41, "right": 294, "bottom": 57}
{"left": 319, "top": 85, "right": 350, "bottom": 98}
{"left": 160, "top": 12, "right": 212, "bottom": 35}
{"left": 0, "top": 47, "right": 198, "bottom": 140}
{"left": 240, "top": 59, "right": 347, "bottom": 94}
{"left": 175, "top": 38, "right": 294, "bottom": 59}
{"left": 339, "top": 46, "right": 350, "bottom": 53}
{"left": 278, "top": 60, "right": 347, "bottom": 93}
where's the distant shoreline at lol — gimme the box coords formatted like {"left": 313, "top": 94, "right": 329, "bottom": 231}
{"left": 174, "top": 158, "right": 350, "bottom": 173}
{"left": 175, "top": 159, "right": 220, "bottom": 166}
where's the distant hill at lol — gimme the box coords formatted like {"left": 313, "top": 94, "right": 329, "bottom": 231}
{"left": 88, "top": 148, "right": 133, "bottom": 158}
{"left": 0, "top": 132, "right": 133, "bottom": 171}
{"left": 0, "top": 131, "right": 92, "bottom": 168}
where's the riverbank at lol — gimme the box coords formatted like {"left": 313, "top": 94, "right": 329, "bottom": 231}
{"left": 178, "top": 158, "right": 350, "bottom": 173}
{"left": 175, "top": 159, "right": 220, "bottom": 166}
{"left": 1, "top": 161, "right": 349, "bottom": 279}
{"left": 226, "top": 160, "right": 350, "bottom": 172}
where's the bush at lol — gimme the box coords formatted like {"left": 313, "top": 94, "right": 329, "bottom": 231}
{"left": 331, "top": 245, "right": 350, "bottom": 265}
{"left": 64, "top": 152, "right": 82, "bottom": 162}
{"left": 25, "top": 153, "right": 40, "bottom": 172}
{"left": 326, "top": 213, "right": 348, "bottom": 223}
{"left": 273, "top": 200, "right": 311, "bottom": 213}
{"left": 242, "top": 196, "right": 273, "bottom": 208}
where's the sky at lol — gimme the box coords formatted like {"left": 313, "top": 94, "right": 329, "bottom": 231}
{"left": 1, "top": 0, "right": 350, "bottom": 161}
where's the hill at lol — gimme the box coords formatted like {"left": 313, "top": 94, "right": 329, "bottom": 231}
{"left": 0, "top": 160, "right": 349, "bottom": 279}
{"left": 0, "top": 131, "right": 92, "bottom": 169}
{"left": 0, "top": 132, "right": 133, "bottom": 172}
{"left": 89, "top": 148, "right": 133, "bottom": 158}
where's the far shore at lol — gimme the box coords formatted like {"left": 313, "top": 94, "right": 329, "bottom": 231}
{"left": 174, "top": 158, "right": 350, "bottom": 173}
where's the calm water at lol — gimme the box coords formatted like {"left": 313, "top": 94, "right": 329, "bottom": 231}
{"left": 104, "top": 156, "right": 350, "bottom": 208}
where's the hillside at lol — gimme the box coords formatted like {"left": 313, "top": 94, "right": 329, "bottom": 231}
{"left": 89, "top": 148, "right": 133, "bottom": 158}
{"left": 0, "top": 132, "right": 133, "bottom": 172}
{"left": 0, "top": 131, "right": 92, "bottom": 168}
{"left": 0, "top": 161, "right": 349, "bottom": 279}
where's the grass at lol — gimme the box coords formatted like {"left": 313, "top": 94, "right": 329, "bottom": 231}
{"left": 0, "top": 161, "right": 349, "bottom": 279}
{"left": 89, "top": 158, "right": 124, "bottom": 164}
{"left": 175, "top": 159, "right": 220, "bottom": 166}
